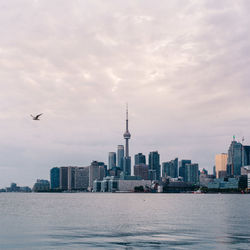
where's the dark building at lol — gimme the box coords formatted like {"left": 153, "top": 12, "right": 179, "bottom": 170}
{"left": 108, "top": 167, "right": 122, "bottom": 177}
{"left": 108, "top": 152, "right": 116, "bottom": 170}
{"left": 162, "top": 179, "right": 196, "bottom": 193}
{"left": 179, "top": 160, "right": 191, "bottom": 180}
{"left": 117, "top": 145, "right": 124, "bottom": 171}
{"left": 32, "top": 179, "right": 50, "bottom": 192}
{"left": 213, "top": 166, "right": 216, "bottom": 177}
{"left": 134, "top": 164, "right": 149, "bottom": 180}
{"left": 60, "top": 167, "right": 68, "bottom": 190}
{"left": 149, "top": 151, "right": 161, "bottom": 180}
{"left": 218, "top": 170, "right": 227, "bottom": 178}
{"left": 123, "top": 157, "right": 131, "bottom": 176}
{"left": 243, "top": 146, "right": 250, "bottom": 166}
{"left": 135, "top": 153, "right": 146, "bottom": 165}
{"left": 50, "top": 167, "right": 60, "bottom": 190}
{"left": 68, "top": 167, "right": 77, "bottom": 190}
{"left": 227, "top": 141, "right": 242, "bottom": 176}
{"left": 148, "top": 169, "right": 157, "bottom": 181}
{"left": 162, "top": 158, "right": 178, "bottom": 178}
{"left": 184, "top": 163, "right": 199, "bottom": 184}
{"left": 238, "top": 175, "right": 247, "bottom": 190}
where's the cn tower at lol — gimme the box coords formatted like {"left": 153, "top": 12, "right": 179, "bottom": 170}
{"left": 123, "top": 104, "right": 131, "bottom": 175}
{"left": 123, "top": 105, "right": 131, "bottom": 157}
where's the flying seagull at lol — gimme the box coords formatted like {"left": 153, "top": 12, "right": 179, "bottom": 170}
{"left": 31, "top": 113, "right": 43, "bottom": 120}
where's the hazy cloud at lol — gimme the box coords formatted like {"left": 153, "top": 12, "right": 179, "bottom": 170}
{"left": 0, "top": 0, "right": 250, "bottom": 186}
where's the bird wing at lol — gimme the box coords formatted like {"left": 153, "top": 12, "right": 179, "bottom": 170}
{"left": 36, "top": 113, "right": 43, "bottom": 118}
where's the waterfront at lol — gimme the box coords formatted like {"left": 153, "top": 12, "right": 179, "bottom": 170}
{"left": 0, "top": 193, "right": 249, "bottom": 249}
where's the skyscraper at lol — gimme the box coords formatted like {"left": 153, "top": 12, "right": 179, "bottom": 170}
{"left": 134, "top": 164, "right": 149, "bottom": 180}
{"left": 123, "top": 105, "right": 131, "bottom": 176}
{"left": 215, "top": 153, "right": 228, "bottom": 178}
{"left": 60, "top": 167, "right": 68, "bottom": 190}
{"left": 50, "top": 167, "right": 60, "bottom": 190}
{"left": 75, "top": 167, "right": 89, "bottom": 190}
{"left": 179, "top": 160, "right": 191, "bottom": 180}
{"left": 135, "top": 153, "right": 146, "bottom": 165}
{"left": 243, "top": 145, "right": 250, "bottom": 166}
{"left": 117, "top": 145, "right": 124, "bottom": 170}
{"left": 148, "top": 151, "right": 161, "bottom": 180}
{"left": 162, "top": 158, "right": 178, "bottom": 178}
{"left": 88, "top": 161, "right": 106, "bottom": 190}
{"left": 68, "top": 166, "right": 77, "bottom": 190}
{"left": 185, "top": 163, "right": 199, "bottom": 184}
{"left": 108, "top": 152, "right": 116, "bottom": 170}
{"left": 227, "top": 140, "right": 242, "bottom": 176}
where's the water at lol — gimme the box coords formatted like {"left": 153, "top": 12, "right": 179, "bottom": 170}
{"left": 0, "top": 193, "right": 249, "bottom": 249}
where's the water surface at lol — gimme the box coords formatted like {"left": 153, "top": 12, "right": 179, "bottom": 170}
{"left": 0, "top": 193, "right": 249, "bottom": 249}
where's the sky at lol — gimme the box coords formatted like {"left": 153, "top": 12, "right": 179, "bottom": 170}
{"left": 1, "top": 0, "right": 250, "bottom": 187}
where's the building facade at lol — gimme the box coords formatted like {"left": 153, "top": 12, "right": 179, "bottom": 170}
{"left": 135, "top": 153, "right": 146, "bottom": 165}
{"left": 89, "top": 161, "right": 106, "bottom": 190}
{"left": 134, "top": 164, "right": 149, "bottom": 180}
{"left": 75, "top": 167, "right": 89, "bottom": 190}
{"left": 148, "top": 151, "right": 161, "bottom": 181}
{"left": 50, "top": 167, "right": 60, "bottom": 189}
{"left": 108, "top": 152, "right": 116, "bottom": 170}
{"left": 60, "top": 167, "right": 68, "bottom": 190}
{"left": 117, "top": 145, "right": 124, "bottom": 170}
{"left": 68, "top": 167, "right": 77, "bottom": 190}
{"left": 179, "top": 160, "right": 191, "bottom": 180}
{"left": 162, "top": 158, "right": 178, "bottom": 178}
{"left": 184, "top": 163, "right": 199, "bottom": 184}
{"left": 215, "top": 153, "right": 228, "bottom": 178}
{"left": 32, "top": 179, "right": 50, "bottom": 192}
{"left": 227, "top": 140, "right": 242, "bottom": 176}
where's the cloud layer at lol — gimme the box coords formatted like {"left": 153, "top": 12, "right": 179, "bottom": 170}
{"left": 1, "top": 0, "right": 250, "bottom": 186}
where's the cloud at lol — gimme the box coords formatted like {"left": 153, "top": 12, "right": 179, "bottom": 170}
{"left": 0, "top": 0, "right": 250, "bottom": 186}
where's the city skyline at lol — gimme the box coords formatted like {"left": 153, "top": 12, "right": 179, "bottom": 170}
{"left": 1, "top": 0, "right": 250, "bottom": 187}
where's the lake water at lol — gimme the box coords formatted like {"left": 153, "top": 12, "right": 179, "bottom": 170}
{"left": 0, "top": 193, "right": 249, "bottom": 249}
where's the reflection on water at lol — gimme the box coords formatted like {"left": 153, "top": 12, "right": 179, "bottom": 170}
{"left": 0, "top": 193, "right": 249, "bottom": 249}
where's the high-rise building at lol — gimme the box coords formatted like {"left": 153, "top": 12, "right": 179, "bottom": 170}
{"left": 60, "top": 167, "right": 68, "bottom": 190}
{"left": 117, "top": 145, "right": 124, "bottom": 170}
{"left": 32, "top": 179, "right": 50, "bottom": 192}
{"left": 215, "top": 153, "right": 228, "bottom": 178}
{"left": 185, "top": 163, "right": 199, "bottom": 184}
{"left": 148, "top": 151, "right": 161, "bottom": 180}
{"left": 179, "top": 160, "right": 191, "bottom": 180}
{"left": 162, "top": 158, "right": 178, "bottom": 178}
{"left": 243, "top": 146, "right": 250, "bottom": 166}
{"left": 68, "top": 166, "right": 77, "bottom": 190}
{"left": 148, "top": 169, "right": 157, "bottom": 181}
{"left": 108, "top": 152, "right": 116, "bottom": 170}
{"left": 134, "top": 164, "right": 149, "bottom": 180}
{"left": 135, "top": 153, "right": 146, "bottom": 165}
{"left": 227, "top": 140, "right": 242, "bottom": 176}
{"left": 75, "top": 167, "right": 89, "bottom": 190}
{"left": 123, "top": 105, "right": 131, "bottom": 176}
{"left": 50, "top": 167, "right": 60, "bottom": 190}
{"left": 213, "top": 166, "right": 216, "bottom": 177}
{"left": 89, "top": 161, "right": 106, "bottom": 190}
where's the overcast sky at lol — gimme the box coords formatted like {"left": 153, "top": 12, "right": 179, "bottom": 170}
{"left": 1, "top": 0, "right": 250, "bottom": 187}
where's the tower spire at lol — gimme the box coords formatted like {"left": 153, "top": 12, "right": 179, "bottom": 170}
{"left": 126, "top": 103, "right": 128, "bottom": 132}
{"left": 123, "top": 104, "right": 131, "bottom": 175}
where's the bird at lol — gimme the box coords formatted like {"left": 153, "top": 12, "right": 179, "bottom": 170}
{"left": 31, "top": 113, "right": 43, "bottom": 120}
